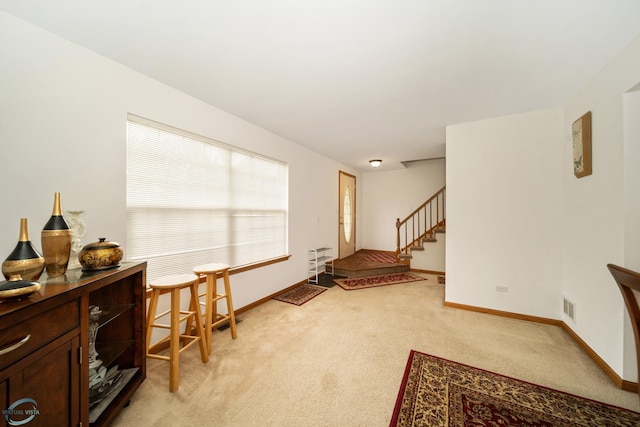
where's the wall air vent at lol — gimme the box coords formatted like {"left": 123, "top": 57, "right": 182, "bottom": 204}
{"left": 563, "top": 297, "right": 576, "bottom": 322}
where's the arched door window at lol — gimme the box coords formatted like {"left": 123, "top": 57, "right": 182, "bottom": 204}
{"left": 343, "top": 185, "right": 352, "bottom": 243}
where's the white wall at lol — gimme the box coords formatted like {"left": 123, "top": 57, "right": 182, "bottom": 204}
{"left": 562, "top": 33, "right": 640, "bottom": 380}
{"left": 447, "top": 30, "right": 640, "bottom": 382}
{"left": 624, "top": 87, "right": 640, "bottom": 271}
{"left": 361, "top": 158, "right": 445, "bottom": 251}
{"left": 446, "top": 107, "right": 564, "bottom": 319}
{"left": 623, "top": 88, "right": 640, "bottom": 379}
{"left": 0, "top": 11, "right": 361, "bottom": 310}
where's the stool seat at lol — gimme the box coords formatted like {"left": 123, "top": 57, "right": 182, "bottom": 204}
{"left": 146, "top": 273, "right": 208, "bottom": 392}
{"left": 193, "top": 262, "right": 230, "bottom": 274}
{"left": 193, "top": 262, "right": 237, "bottom": 356}
{"left": 149, "top": 273, "right": 200, "bottom": 289}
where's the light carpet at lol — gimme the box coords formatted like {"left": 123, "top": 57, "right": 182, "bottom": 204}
{"left": 111, "top": 273, "right": 640, "bottom": 426}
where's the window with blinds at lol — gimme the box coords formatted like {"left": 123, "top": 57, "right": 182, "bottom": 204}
{"left": 126, "top": 114, "right": 288, "bottom": 282}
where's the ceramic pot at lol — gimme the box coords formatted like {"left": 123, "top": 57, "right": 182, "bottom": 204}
{"left": 41, "top": 192, "right": 72, "bottom": 277}
{"left": 0, "top": 274, "right": 41, "bottom": 301}
{"left": 79, "top": 238, "right": 124, "bottom": 271}
{"left": 2, "top": 218, "right": 45, "bottom": 281}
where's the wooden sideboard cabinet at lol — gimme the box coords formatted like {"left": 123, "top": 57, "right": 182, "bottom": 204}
{"left": 0, "top": 262, "right": 146, "bottom": 427}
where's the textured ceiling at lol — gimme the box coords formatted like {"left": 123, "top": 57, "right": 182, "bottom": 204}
{"left": 2, "top": 1, "right": 640, "bottom": 171}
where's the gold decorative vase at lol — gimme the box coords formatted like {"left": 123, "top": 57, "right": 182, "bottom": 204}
{"left": 0, "top": 275, "right": 42, "bottom": 301}
{"left": 2, "top": 218, "right": 45, "bottom": 281}
{"left": 41, "top": 192, "right": 72, "bottom": 277}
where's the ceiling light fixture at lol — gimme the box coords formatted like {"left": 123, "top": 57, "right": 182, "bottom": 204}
{"left": 369, "top": 159, "right": 382, "bottom": 168}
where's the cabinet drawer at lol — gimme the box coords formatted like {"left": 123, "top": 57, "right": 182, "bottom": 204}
{"left": 0, "top": 300, "right": 79, "bottom": 370}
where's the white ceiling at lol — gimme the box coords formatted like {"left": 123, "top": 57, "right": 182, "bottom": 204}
{"left": 2, "top": 1, "right": 640, "bottom": 172}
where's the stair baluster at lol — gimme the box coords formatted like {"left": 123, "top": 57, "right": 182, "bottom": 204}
{"left": 396, "top": 186, "right": 446, "bottom": 262}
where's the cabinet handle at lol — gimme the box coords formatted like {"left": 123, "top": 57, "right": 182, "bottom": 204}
{"left": 0, "top": 335, "right": 31, "bottom": 356}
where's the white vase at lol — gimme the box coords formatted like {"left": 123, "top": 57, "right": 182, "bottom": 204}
{"left": 64, "top": 210, "right": 86, "bottom": 270}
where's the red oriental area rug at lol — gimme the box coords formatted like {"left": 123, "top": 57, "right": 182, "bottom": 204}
{"left": 273, "top": 284, "right": 327, "bottom": 306}
{"left": 390, "top": 350, "right": 640, "bottom": 427}
{"left": 334, "top": 273, "right": 424, "bottom": 290}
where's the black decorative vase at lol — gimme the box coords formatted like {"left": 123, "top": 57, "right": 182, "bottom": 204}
{"left": 41, "top": 192, "right": 72, "bottom": 277}
{"left": 2, "top": 218, "right": 45, "bottom": 281}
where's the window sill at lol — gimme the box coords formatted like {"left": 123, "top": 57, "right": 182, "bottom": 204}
{"left": 145, "top": 254, "right": 291, "bottom": 298}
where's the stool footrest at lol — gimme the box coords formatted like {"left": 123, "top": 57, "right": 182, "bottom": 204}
{"left": 152, "top": 310, "right": 198, "bottom": 324}
{"left": 147, "top": 353, "right": 171, "bottom": 361}
{"left": 212, "top": 314, "right": 231, "bottom": 324}
{"left": 211, "top": 316, "right": 232, "bottom": 330}
{"left": 147, "top": 334, "right": 204, "bottom": 355}
{"left": 176, "top": 335, "right": 202, "bottom": 354}
{"left": 198, "top": 294, "right": 228, "bottom": 306}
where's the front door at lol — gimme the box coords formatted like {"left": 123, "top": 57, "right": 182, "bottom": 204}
{"left": 338, "top": 171, "right": 356, "bottom": 259}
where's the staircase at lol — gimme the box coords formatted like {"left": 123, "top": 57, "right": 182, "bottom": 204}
{"left": 396, "top": 186, "right": 446, "bottom": 262}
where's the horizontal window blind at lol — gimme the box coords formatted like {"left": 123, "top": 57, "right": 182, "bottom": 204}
{"left": 126, "top": 114, "right": 288, "bottom": 282}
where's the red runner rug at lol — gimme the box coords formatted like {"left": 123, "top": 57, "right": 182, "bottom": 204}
{"left": 273, "top": 284, "right": 327, "bottom": 306}
{"left": 333, "top": 273, "right": 424, "bottom": 290}
{"left": 390, "top": 350, "right": 640, "bottom": 426}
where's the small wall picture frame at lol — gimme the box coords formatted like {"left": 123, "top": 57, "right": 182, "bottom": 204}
{"left": 572, "top": 111, "right": 592, "bottom": 178}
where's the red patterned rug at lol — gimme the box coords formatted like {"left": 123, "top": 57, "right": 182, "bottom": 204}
{"left": 390, "top": 350, "right": 640, "bottom": 426}
{"left": 273, "top": 284, "right": 327, "bottom": 306}
{"left": 333, "top": 273, "right": 424, "bottom": 290}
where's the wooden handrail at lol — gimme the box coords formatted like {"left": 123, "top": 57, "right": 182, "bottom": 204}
{"left": 396, "top": 186, "right": 446, "bottom": 259}
{"left": 399, "top": 185, "right": 446, "bottom": 224}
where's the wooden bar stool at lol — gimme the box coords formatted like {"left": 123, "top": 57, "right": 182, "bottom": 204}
{"left": 146, "top": 273, "right": 209, "bottom": 392}
{"left": 193, "top": 263, "right": 238, "bottom": 355}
